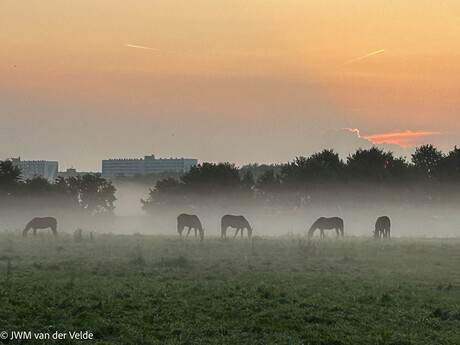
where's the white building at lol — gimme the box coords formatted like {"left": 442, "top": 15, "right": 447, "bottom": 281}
{"left": 102, "top": 154, "right": 197, "bottom": 178}
{"left": 11, "top": 157, "right": 59, "bottom": 181}
{"left": 58, "top": 168, "right": 96, "bottom": 178}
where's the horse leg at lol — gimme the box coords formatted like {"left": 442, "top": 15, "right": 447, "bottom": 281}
{"left": 33, "top": 228, "right": 37, "bottom": 236}
{"left": 186, "top": 227, "right": 192, "bottom": 237}
{"left": 234, "top": 228, "right": 239, "bottom": 238}
{"left": 194, "top": 228, "right": 197, "bottom": 237}
{"left": 241, "top": 228, "right": 244, "bottom": 239}
{"left": 335, "top": 228, "right": 339, "bottom": 237}
{"left": 221, "top": 226, "right": 226, "bottom": 238}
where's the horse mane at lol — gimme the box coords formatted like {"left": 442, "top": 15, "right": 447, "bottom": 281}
{"left": 24, "top": 219, "right": 34, "bottom": 230}
{"left": 309, "top": 218, "right": 322, "bottom": 231}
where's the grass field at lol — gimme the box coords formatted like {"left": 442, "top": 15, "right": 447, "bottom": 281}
{"left": 0, "top": 232, "right": 459, "bottom": 344}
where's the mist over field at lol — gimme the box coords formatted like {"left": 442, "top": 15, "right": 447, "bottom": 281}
{"left": 109, "top": 184, "right": 460, "bottom": 238}
{"left": 4, "top": 183, "right": 458, "bottom": 238}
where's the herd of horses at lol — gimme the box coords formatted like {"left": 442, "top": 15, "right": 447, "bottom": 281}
{"left": 20, "top": 214, "right": 391, "bottom": 240}
{"left": 177, "top": 213, "right": 390, "bottom": 240}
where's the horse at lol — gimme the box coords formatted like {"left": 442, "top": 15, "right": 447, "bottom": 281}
{"left": 374, "top": 216, "right": 391, "bottom": 239}
{"left": 177, "top": 213, "right": 204, "bottom": 241}
{"left": 308, "top": 217, "right": 344, "bottom": 238}
{"left": 23, "top": 217, "right": 57, "bottom": 236}
{"left": 221, "top": 215, "right": 252, "bottom": 239}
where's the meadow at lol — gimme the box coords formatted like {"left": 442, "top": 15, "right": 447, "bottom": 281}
{"left": 0, "top": 232, "right": 459, "bottom": 344}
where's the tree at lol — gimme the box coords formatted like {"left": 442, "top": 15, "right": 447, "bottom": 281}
{"left": 239, "top": 163, "right": 282, "bottom": 180}
{"left": 65, "top": 174, "right": 116, "bottom": 214}
{"left": 280, "top": 149, "right": 345, "bottom": 189}
{"left": 438, "top": 146, "right": 460, "bottom": 181}
{"left": 411, "top": 144, "right": 443, "bottom": 177}
{"left": 255, "top": 169, "right": 280, "bottom": 194}
{"left": 241, "top": 170, "right": 255, "bottom": 190}
{"left": 141, "top": 177, "right": 182, "bottom": 211}
{"left": 141, "top": 162, "right": 244, "bottom": 211}
{"left": 0, "top": 159, "right": 22, "bottom": 195}
{"left": 22, "top": 176, "right": 52, "bottom": 196}
{"left": 180, "top": 162, "right": 242, "bottom": 193}
{"left": 347, "top": 147, "right": 407, "bottom": 183}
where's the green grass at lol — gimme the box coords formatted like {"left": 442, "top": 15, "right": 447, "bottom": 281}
{"left": 0, "top": 233, "right": 459, "bottom": 344}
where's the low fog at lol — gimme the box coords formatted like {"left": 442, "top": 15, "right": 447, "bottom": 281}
{"left": 1, "top": 175, "right": 459, "bottom": 239}
{"left": 92, "top": 183, "right": 460, "bottom": 238}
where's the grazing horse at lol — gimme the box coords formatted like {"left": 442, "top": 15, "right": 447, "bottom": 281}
{"left": 23, "top": 217, "right": 57, "bottom": 236}
{"left": 374, "top": 216, "right": 391, "bottom": 239}
{"left": 221, "top": 215, "right": 252, "bottom": 239}
{"left": 308, "top": 217, "right": 344, "bottom": 238}
{"left": 177, "top": 213, "right": 204, "bottom": 241}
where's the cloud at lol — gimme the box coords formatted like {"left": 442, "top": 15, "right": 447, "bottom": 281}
{"left": 362, "top": 130, "right": 442, "bottom": 147}
{"left": 320, "top": 128, "right": 412, "bottom": 159}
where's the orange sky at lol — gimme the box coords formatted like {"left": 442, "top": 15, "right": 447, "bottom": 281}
{"left": 1, "top": 1, "right": 459, "bottom": 169}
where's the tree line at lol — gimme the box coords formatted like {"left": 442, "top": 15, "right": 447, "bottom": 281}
{"left": 142, "top": 144, "right": 460, "bottom": 212}
{"left": 3, "top": 144, "right": 460, "bottom": 215}
{"left": 0, "top": 160, "right": 116, "bottom": 215}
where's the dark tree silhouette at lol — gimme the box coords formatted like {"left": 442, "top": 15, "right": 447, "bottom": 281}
{"left": 411, "top": 144, "right": 443, "bottom": 177}
{"left": 347, "top": 147, "right": 407, "bottom": 182}
{"left": 142, "top": 162, "right": 244, "bottom": 211}
{"left": 65, "top": 174, "right": 116, "bottom": 214}
{"left": 141, "top": 177, "right": 182, "bottom": 210}
{"left": 23, "top": 176, "right": 52, "bottom": 196}
{"left": 239, "top": 163, "right": 282, "bottom": 180}
{"left": 181, "top": 162, "right": 241, "bottom": 193}
{"left": 0, "top": 159, "right": 22, "bottom": 195}
{"left": 255, "top": 169, "right": 280, "bottom": 194}
{"left": 139, "top": 145, "right": 460, "bottom": 212}
{"left": 437, "top": 146, "right": 460, "bottom": 181}
{"left": 280, "top": 149, "right": 345, "bottom": 189}
{"left": 241, "top": 170, "right": 255, "bottom": 190}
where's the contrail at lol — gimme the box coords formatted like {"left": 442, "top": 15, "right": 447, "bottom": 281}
{"left": 124, "top": 44, "right": 161, "bottom": 51}
{"left": 343, "top": 49, "right": 385, "bottom": 65}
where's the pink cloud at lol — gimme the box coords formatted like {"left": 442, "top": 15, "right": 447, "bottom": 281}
{"left": 362, "top": 130, "right": 442, "bottom": 147}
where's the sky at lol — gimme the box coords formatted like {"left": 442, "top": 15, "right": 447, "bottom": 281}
{"left": 1, "top": 1, "right": 459, "bottom": 171}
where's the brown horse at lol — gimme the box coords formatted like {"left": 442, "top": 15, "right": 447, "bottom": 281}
{"left": 221, "top": 215, "right": 252, "bottom": 239}
{"left": 177, "top": 213, "right": 204, "bottom": 241}
{"left": 23, "top": 217, "right": 57, "bottom": 236}
{"left": 374, "top": 216, "right": 391, "bottom": 239}
{"left": 308, "top": 217, "right": 344, "bottom": 238}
